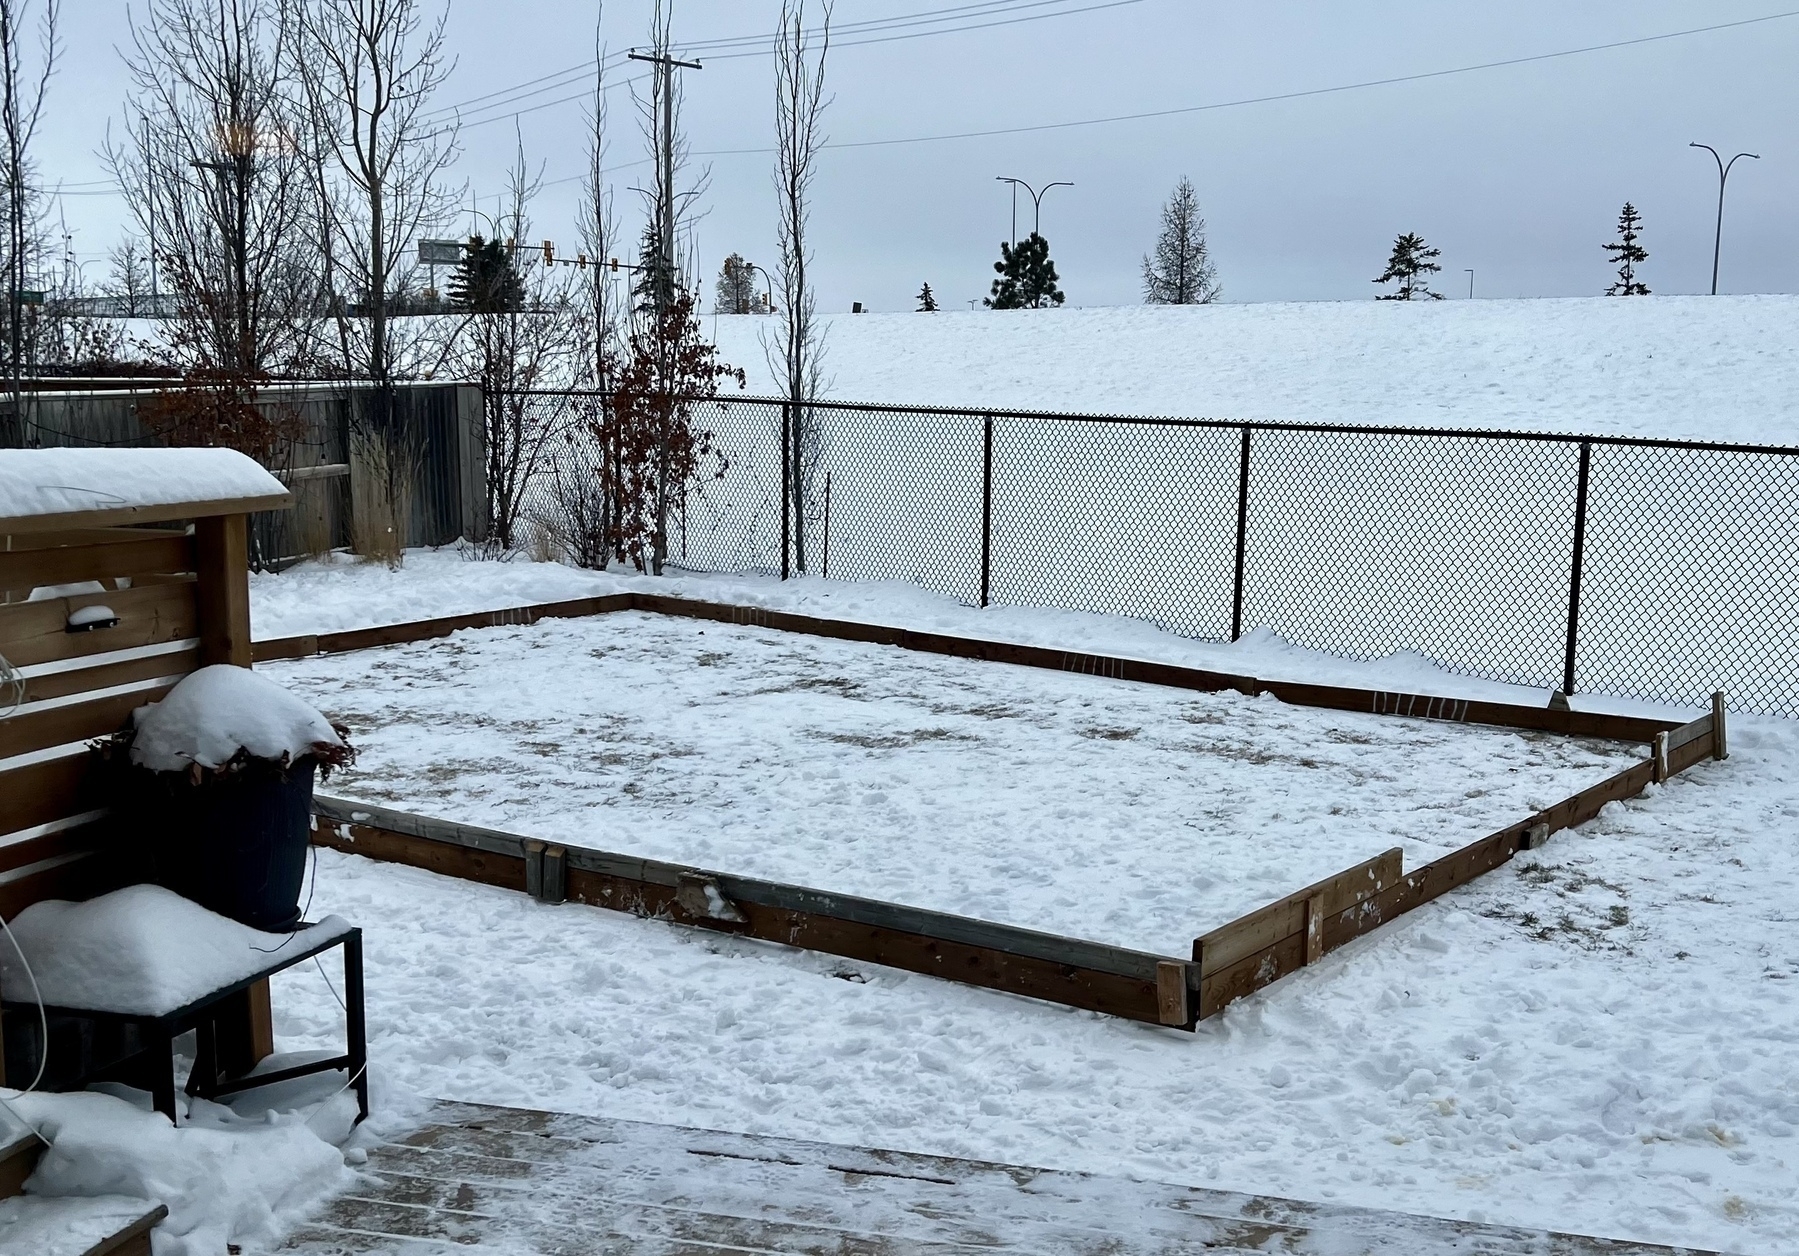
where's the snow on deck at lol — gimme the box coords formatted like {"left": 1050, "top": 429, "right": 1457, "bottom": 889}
{"left": 711, "top": 296, "right": 1799, "bottom": 445}
{"left": 260, "top": 610, "right": 1634, "bottom": 954}
{"left": 0, "top": 446, "right": 285, "bottom": 523}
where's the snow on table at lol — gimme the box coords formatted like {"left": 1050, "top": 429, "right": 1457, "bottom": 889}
{"left": 0, "top": 446, "right": 284, "bottom": 523}
{"left": 263, "top": 610, "right": 1636, "bottom": 954}
{"left": 0, "top": 885, "right": 351, "bottom": 1016}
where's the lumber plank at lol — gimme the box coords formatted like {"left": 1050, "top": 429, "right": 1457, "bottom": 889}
{"left": 0, "top": 531, "right": 195, "bottom": 595}
{"left": 0, "top": 751, "right": 103, "bottom": 837}
{"left": 310, "top": 800, "right": 1173, "bottom": 1026}
{"left": 1200, "top": 930, "right": 1306, "bottom": 1017}
{"left": 1664, "top": 712, "right": 1714, "bottom": 754}
{"left": 0, "top": 492, "right": 291, "bottom": 534}
{"left": 0, "top": 526, "right": 181, "bottom": 552}
{"left": 0, "top": 681, "right": 174, "bottom": 761}
{"left": 1194, "top": 849, "right": 1402, "bottom": 978}
{"left": 0, "top": 578, "right": 197, "bottom": 667}
{"left": 18, "top": 643, "right": 199, "bottom": 704}
{"left": 0, "top": 844, "right": 142, "bottom": 918}
{"left": 1667, "top": 733, "right": 1714, "bottom": 779}
{"left": 0, "top": 818, "right": 111, "bottom": 877}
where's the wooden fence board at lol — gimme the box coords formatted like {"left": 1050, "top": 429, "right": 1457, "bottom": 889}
{"left": 0, "top": 752, "right": 101, "bottom": 838}
{"left": 0, "top": 818, "right": 110, "bottom": 878}
{"left": 18, "top": 644, "right": 200, "bottom": 705}
{"left": 0, "top": 578, "right": 197, "bottom": 667}
{"left": 0, "top": 531, "right": 195, "bottom": 594}
{"left": 0, "top": 681, "right": 174, "bottom": 761}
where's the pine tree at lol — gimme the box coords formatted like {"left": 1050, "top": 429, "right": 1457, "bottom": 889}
{"left": 1373, "top": 232, "right": 1444, "bottom": 301}
{"left": 916, "top": 281, "right": 938, "bottom": 312}
{"left": 633, "top": 222, "right": 680, "bottom": 313}
{"left": 1604, "top": 203, "right": 1649, "bottom": 296}
{"left": 984, "top": 233, "right": 1064, "bottom": 309}
{"left": 1141, "top": 176, "right": 1220, "bottom": 305}
{"left": 449, "top": 236, "right": 524, "bottom": 313}
{"left": 716, "top": 253, "right": 761, "bottom": 313}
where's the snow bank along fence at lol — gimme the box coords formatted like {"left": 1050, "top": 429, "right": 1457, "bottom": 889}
{"left": 511, "top": 390, "right": 1799, "bottom": 717}
{"left": 0, "top": 477, "right": 291, "bottom": 1085}
{"left": 257, "top": 592, "right": 1728, "bottom": 1029}
{"left": 6, "top": 381, "right": 485, "bottom": 569}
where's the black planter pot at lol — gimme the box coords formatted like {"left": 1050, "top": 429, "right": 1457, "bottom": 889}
{"left": 137, "top": 757, "right": 318, "bottom": 933}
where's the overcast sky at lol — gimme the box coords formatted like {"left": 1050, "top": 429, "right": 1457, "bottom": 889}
{"left": 43, "top": 0, "right": 1799, "bottom": 311}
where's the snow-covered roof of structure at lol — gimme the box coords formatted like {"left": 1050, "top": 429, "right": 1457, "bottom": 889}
{"left": 0, "top": 447, "right": 289, "bottom": 531}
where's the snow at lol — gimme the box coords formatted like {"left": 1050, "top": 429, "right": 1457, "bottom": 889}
{"left": 0, "top": 885, "right": 351, "bottom": 1016}
{"left": 710, "top": 296, "right": 1799, "bottom": 445}
{"left": 0, "top": 447, "right": 285, "bottom": 523}
{"left": 242, "top": 554, "right": 1799, "bottom": 1254}
{"left": 5, "top": 1086, "right": 354, "bottom": 1256}
{"left": 264, "top": 610, "right": 1636, "bottom": 953}
{"left": 129, "top": 664, "right": 346, "bottom": 774}
{"left": 249, "top": 550, "right": 1695, "bottom": 721}
{"left": 0, "top": 1193, "right": 160, "bottom": 1256}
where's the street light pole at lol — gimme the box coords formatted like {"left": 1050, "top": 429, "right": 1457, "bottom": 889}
{"left": 995, "top": 177, "right": 1074, "bottom": 241}
{"left": 1464, "top": 269, "right": 1474, "bottom": 299}
{"left": 1690, "top": 142, "right": 1759, "bottom": 296}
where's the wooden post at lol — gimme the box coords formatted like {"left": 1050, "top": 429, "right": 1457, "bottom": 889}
{"left": 194, "top": 511, "right": 271, "bottom": 1063}
{"left": 1304, "top": 894, "right": 1325, "bottom": 964}
{"left": 1712, "top": 692, "right": 1728, "bottom": 760}
{"left": 193, "top": 514, "right": 252, "bottom": 667}
{"left": 1155, "top": 961, "right": 1190, "bottom": 1026}
{"left": 1652, "top": 731, "right": 1670, "bottom": 784}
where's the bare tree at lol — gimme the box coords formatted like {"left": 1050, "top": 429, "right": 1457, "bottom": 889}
{"left": 110, "top": 0, "right": 319, "bottom": 377}
{"left": 289, "top": 0, "right": 459, "bottom": 564}
{"left": 0, "top": 0, "right": 55, "bottom": 445}
{"left": 454, "top": 142, "right": 582, "bottom": 555}
{"left": 765, "top": 0, "right": 829, "bottom": 573}
{"left": 105, "top": 237, "right": 153, "bottom": 317}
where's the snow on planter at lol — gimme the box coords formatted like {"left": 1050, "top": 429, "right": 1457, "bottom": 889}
{"left": 0, "top": 446, "right": 285, "bottom": 523}
{"left": 0, "top": 884, "right": 350, "bottom": 1017}
{"left": 128, "top": 665, "right": 350, "bottom": 776}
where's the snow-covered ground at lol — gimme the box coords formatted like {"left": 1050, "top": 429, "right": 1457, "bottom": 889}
{"left": 243, "top": 552, "right": 1799, "bottom": 1254}
{"left": 260, "top": 610, "right": 1634, "bottom": 954}
{"left": 710, "top": 296, "right": 1799, "bottom": 444}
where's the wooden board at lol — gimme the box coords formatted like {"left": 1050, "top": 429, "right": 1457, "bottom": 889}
{"left": 0, "top": 752, "right": 101, "bottom": 839}
{"left": 1194, "top": 849, "right": 1402, "bottom": 978}
{"left": 310, "top": 798, "right": 1175, "bottom": 1027}
{"left": 18, "top": 644, "right": 200, "bottom": 705}
{"left": 0, "top": 578, "right": 197, "bottom": 668}
{"left": 0, "top": 681, "right": 175, "bottom": 761}
{"left": 281, "top": 1099, "right": 1735, "bottom": 1256}
{"left": 194, "top": 515, "right": 252, "bottom": 668}
{"left": 0, "top": 492, "right": 291, "bottom": 535}
{"left": 252, "top": 591, "right": 1683, "bottom": 744}
{"left": 0, "top": 530, "right": 195, "bottom": 595}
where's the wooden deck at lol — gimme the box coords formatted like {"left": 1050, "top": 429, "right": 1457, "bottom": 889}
{"left": 283, "top": 1100, "right": 1731, "bottom": 1255}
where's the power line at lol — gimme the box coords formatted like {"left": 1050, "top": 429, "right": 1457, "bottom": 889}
{"left": 677, "top": 8, "right": 1799, "bottom": 158}
{"left": 443, "top": 0, "right": 1140, "bottom": 131}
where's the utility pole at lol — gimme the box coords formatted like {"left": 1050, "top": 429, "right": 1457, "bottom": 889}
{"left": 628, "top": 46, "right": 702, "bottom": 318}
{"left": 1690, "top": 142, "right": 1759, "bottom": 296}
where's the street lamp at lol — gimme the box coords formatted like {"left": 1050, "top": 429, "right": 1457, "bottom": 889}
{"left": 994, "top": 176, "right": 1073, "bottom": 243}
{"left": 1690, "top": 142, "right": 1759, "bottom": 296}
{"left": 742, "top": 260, "right": 777, "bottom": 314}
{"left": 1464, "top": 269, "right": 1474, "bottom": 299}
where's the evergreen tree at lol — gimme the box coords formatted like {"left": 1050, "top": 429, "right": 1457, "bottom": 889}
{"left": 1373, "top": 232, "right": 1444, "bottom": 301}
{"left": 449, "top": 236, "right": 524, "bottom": 313}
{"left": 1141, "top": 176, "right": 1220, "bottom": 305}
{"left": 916, "top": 281, "right": 938, "bottom": 312}
{"left": 633, "top": 222, "right": 680, "bottom": 313}
{"left": 716, "top": 253, "right": 761, "bottom": 313}
{"left": 1604, "top": 203, "right": 1649, "bottom": 296}
{"left": 984, "top": 233, "right": 1064, "bottom": 309}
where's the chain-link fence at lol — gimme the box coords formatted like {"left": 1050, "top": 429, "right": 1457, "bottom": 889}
{"left": 513, "top": 391, "right": 1799, "bottom": 716}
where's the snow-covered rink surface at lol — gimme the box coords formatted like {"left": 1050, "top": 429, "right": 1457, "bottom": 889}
{"left": 263, "top": 611, "right": 1635, "bottom": 954}
{"left": 250, "top": 556, "right": 1799, "bottom": 1254}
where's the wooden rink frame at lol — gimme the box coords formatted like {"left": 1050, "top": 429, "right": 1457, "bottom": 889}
{"left": 255, "top": 591, "right": 1729, "bottom": 1031}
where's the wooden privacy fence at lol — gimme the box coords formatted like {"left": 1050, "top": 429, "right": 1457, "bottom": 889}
{"left": 258, "top": 592, "right": 1727, "bottom": 1029}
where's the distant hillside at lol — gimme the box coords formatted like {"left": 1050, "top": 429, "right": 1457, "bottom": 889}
{"left": 709, "top": 295, "right": 1799, "bottom": 445}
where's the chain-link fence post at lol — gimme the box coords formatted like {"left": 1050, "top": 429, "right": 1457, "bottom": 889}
{"left": 1563, "top": 439, "right": 1592, "bottom": 694}
{"left": 980, "top": 413, "right": 994, "bottom": 608}
{"left": 1231, "top": 424, "right": 1252, "bottom": 641}
{"left": 780, "top": 401, "right": 791, "bottom": 580}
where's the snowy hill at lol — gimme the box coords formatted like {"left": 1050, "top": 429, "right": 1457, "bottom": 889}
{"left": 709, "top": 295, "right": 1799, "bottom": 445}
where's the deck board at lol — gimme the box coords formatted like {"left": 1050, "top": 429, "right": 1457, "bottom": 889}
{"left": 283, "top": 1100, "right": 1732, "bottom": 1255}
